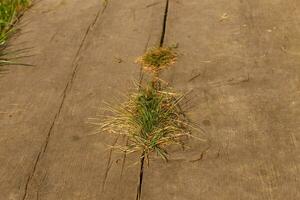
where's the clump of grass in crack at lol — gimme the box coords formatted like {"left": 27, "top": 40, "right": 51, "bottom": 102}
{"left": 136, "top": 47, "right": 177, "bottom": 73}
{"left": 98, "top": 84, "right": 191, "bottom": 161}
{"left": 92, "top": 46, "right": 201, "bottom": 162}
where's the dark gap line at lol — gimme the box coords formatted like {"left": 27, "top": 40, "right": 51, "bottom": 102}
{"left": 135, "top": 1, "right": 170, "bottom": 199}
{"left": 120, "top": 138, "right": 129, "bottom": 179}
{"left": 136, "top": 153, "right": 145, "bottom": 200}
{"left": 21, "top": 150, "right": 42, "bottom": 200}
{"left": 159, "top": 0, "right": 169, "bottom": 47}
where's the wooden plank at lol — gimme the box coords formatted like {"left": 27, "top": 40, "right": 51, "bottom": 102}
{"left": 0, "top": 0, "right": 107, "bottom": 199}
{"left": 20, "top": 0, "right": 167, "bottom": 199}
{"left": 142, "top": 0, "right": 300, "bottom": 199}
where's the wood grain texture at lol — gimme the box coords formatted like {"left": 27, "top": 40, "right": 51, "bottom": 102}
{"left": 142, "top": 0, "right": 300, "bottom": 199}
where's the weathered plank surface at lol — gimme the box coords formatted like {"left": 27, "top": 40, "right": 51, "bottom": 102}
{"left": 142, "top": 0, "right": 300, "bottom": 199}
{"left": 2, "top": 0, "right": 300, "bottom": 199}
{"left": 0, "top": 0, "right": 167, "bottom": 199}
{"left": 0, "top": 0, "right": 106, "bottom": 199}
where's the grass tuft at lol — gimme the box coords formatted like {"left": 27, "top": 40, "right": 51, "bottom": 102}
{"left": 136, "top": 47, "right": 177, "bottom": 73}
{"left": 92, "top": 46, "right": 201, "bottom": 162}
{"left": 97, "top": 83, "right": 190, "bottom": 161}
{"left": 0, "top": 0, "right": 31, "bottom": 67}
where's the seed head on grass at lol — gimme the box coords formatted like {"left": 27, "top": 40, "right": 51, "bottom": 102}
{"left": 98, "top": 84, "right": 191, "bottom": 161}
{"left": 136, "top": 47, "right": 177, "bottom": 73}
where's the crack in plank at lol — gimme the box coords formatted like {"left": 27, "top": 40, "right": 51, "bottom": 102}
{"left": 120, "top": 138, "right": 129, "bottom": 179}
{"left": 101, "top": 136, "right": 120, "bottom": 192}
{"left": 159, "top": 0, "right": 169, "bottom": 47}
{"left": 135, "top": 153, "right": 145, "bottom": 200}
{"left": 21, "top": 150, "right": 42, "bottom": 200}
{"left": 146, "top": 2, "right": 160, "bottom": 8}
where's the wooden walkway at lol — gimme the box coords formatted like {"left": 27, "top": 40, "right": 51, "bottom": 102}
{"left": 0, "top": 0, "right": 299, "bottom": 199}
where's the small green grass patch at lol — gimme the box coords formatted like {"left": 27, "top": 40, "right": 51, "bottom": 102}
{"left": 99, "top": 84, "right": 190, "bottom": 161}
{"left": 136, "top": 47, "right": 177, "bottom": 73}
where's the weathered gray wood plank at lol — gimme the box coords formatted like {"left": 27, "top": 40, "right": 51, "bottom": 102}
{"left": 0, "top": 0, "right": 106, "bottom": 199}
{"left": 142, "top": 0, "right": 300, "bottom": 199}
{"left": 18, "top": 0, "right": 167, "bottom": 199}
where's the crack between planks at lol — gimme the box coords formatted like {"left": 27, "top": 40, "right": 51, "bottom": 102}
{"left": 135, "top": 1, "right": 170, "bottom": 199}
{"left": 159, "top": 0, "right": 169, "bottom": 47}
{"left": 21, "top": 3, "right": 109, "bottom": 200}
{"left": 135, "top": 152, "right": 145, "bottom": 200}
